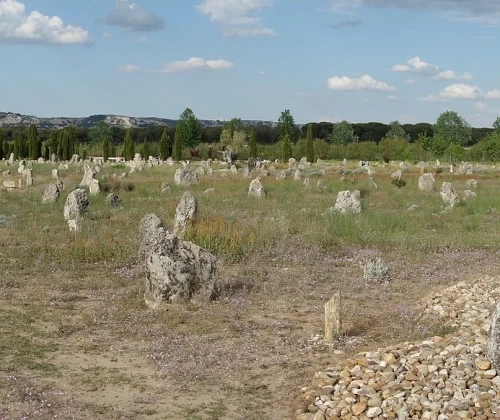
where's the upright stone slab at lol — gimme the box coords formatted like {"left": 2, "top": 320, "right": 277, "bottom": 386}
{"left": 106, "top": 192, "right": 122, "bottom": 207}
{"left": 24, "top": 169, "right": 33, "bottom": 187}
{"left": 174, "top": 168, "right": 199, "bottom": 186}
{"left": 42, "top": 183, "right": 60, "bottom": 204}
{"left": 8, "top": 153, "right": 14, "bottom": 165}
{"left": 248, "top": 177, "right": 266, "bottom": 198}
{"left": 139, "top": 214, "right": 217, "bottom": 306}
{"left": 173, "top": 191, "right": 198, "bottom": 236}
{"left": 276, "top": 170, "right": 286, "bottom": 181}
{"left": 64, "top": 189, "right": 89, "bottom": 221}
{"left": 324, "top": 292, "right": 341, "bottom": 341}
{"left": 80, "top": 167, "right": 96, "bottom": 188}
{"left": 487, "top": 303, "right": 500, "bottom": 370}
{"left": 440, "top": 182, "right": 460, "bottom": 208}
{"left": 316, "top": 180, "right": 326, "bottom": 191}
{"left": 3, "top": 180, "right": 15, "bottom": 190}
{"left": 89, "top": 179, "right": 100, "bottom": 195}
{"left": 418, "top": 173, "right": 435, "bottom": 192}
{"left": 52, "top": 169, "right": 59, "bottom": 180}
{"left": 333, "top": 190, "right": 362, "bottom": 214}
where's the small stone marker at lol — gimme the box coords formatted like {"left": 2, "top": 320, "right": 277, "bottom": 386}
{"left": 3, "top": 180, "right": 16, "bottom": 190}
{"left": 324, "top": 292, "right": 341, "bottom": 341}
{"left": 487, "top": 303, "right": 500, "bottom": 370}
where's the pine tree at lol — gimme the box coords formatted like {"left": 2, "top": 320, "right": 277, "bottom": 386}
{"left": 159, "top": 127, "right": 170, "bottom": 160}
{"left": 282, "top": 134, "right": 292, "bottom": 162}
{"left": 249, "top": 128, "right": 257, "bottom": 158}
{"left": 123, "top": 129, "right": 134, "bottom": 161}
{"left": 173, "top": 125, "right": 183, "bottom": 161}
{"left": 305, "top": 124, "right": 314, "bottom": 163}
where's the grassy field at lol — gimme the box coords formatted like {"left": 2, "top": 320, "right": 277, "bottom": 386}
{"left": 0, "top": 159, "right": 499, "bottom": 419}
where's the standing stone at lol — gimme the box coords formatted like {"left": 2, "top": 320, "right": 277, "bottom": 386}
{"left": 51, "top": 154, "right": 57, "bottom": 163}
{"left": 2, "top": 170, "right": 10, "bottom": 177}
{"left": 42, "top": 184, "right": 60, "bottom": 204}
{"left": 18, "top": 160, "right": 25, "bottom": 174}
{"left": 24, "top": 169, "right": 33, "bottom": 187}
{"left": 37, "top": 157, "right": 44, "bottom": 163}
{"left": 465, "top": 179, "right": 478, "bottom": 189}
{"left": 70, "top": 154, "right": 80, "bottom": 164}
{"left": 3, "top": 180, "right": 16, "bottom": 190}
{"left": 288, "top": 157, "right": 297, "bottom": 168}
{"left": 333, "top": 190, "right": 362, "bottom": 214}
{"left": 174, "top": 168, "right": 199, "bottom": 186}
{"left": 316, "top": 180, "right": 326, "bottom": 191}
{"left": 463, "top": 190, "right": 477, "bottom": 201}
{"left": 294, "top": 170, "right": 302, "bottom": 181}
{"left": 488, "top": 303, "right": 500, "bottom": 370}
{"left": 276, "top": 170, "right": 287, "bottom": 181}
{"left": 8, "top": 153, "right": 14, "bottom": 165}
{"left": 18, "top": 179, "right": 22, "bottom": 189}
{"left": 391, "top": 170, "right": 403, "bottom": 180}
{"left": 173, "top": 191, "right": 198, "bottom": 236}
{"left": 248, "top": 177, "right": 266, "bottom": 198}
{"left": 440, "top": 182, "right": 460, "bottom": 208}
{"left": 418, "top": 173, "right": 436, "bottom": 192}
{"left": 196, "top": 166, "right": 205, "bottom": 176}
{"left": 303, "top": 178, "right": 310, "bottom": 186}
{"left": 324, "top": 292, "right": 341, "bottom": 341}
{"left": 64, "top": 189, "right": 89, "bottom": 221}
{"left": 230, "top": 165, "right": 238, "bottom": 174}
{"left": 67, "top": 219, "right": 81, "bottom": 232}
{"left": 161, "top": 183, "right": 171, "bottom": 193}
{"left": 89, "top": 179, "right": 100, "bottom": 195}
{"left": 80, "top": 167, "right": 96, "bottom": 187}
{"left": 52, "top": 169, "right": 59, "bottom": 180}
{"left": 242, "top": 166, "right": 251, "bottom": 177}
{"left": 106, "top": 192, "right": 122, "bottom": 207}
{"left": 342, "top": 158, "right": 347, "bottom": 165}
{"left": 139, "top": 214, "right": 217, "bottom": 306}
{"left": 368, "top": 177, "right": 377, "bottom": 190}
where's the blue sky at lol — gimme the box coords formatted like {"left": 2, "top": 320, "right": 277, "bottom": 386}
{"left": 1, "top": 0, "right": 500, "bottom": 127}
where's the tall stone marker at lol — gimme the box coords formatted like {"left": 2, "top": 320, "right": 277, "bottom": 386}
{"left": 324, "top": 292, "right": 341, "bottom": 341}
{"left": 487, "top": 303, "right": 500, "bottom": 370}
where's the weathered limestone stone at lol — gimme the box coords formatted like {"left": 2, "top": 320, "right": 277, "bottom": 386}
{"left": 463, "top": 190, "right": 477, "bottom": 201}
{"left": 94, "top": 165, "right": 101, "bottom": 174}
{"left": 24, "top": 169, "right": 33, "bottom": 187}
{"left": 342, "top": 158, "right": 347, "bottom": 165}
{"left": 288, "top": 157, "right": 297, "bottom": 168}
{"left": 139, "top": 214, "right": 217, "bottom": 306}
{"left": 64, "top": 189, "right": 89, "bottom": 221}
{"left": 487, "top": 304, "right": 500, "bottom": 370}
{"left": 129, "top": 153, "right": 145, "bottom": 172}
{"left": 106, "top": 192, "right": 122, "bottom": 207}
{"left": 203, "top": 188, "right": 215, "bottom": 194}
{"left": 418, "top": 173, "right": 436, "bottom": 192}
{"left": 317, "top": 180, "right": 326, "bottom": 191}
{"left": 303, "top": 178, "right": 310, "bottom": 186}
{"left": 230, "top": 165, "right": 238, "bottom": 174}
{"left": 2, "top": 170, "right": 10, "bottom": 177}
{"left": 80, "top": 167, "right": 96, "bottom": 187}
{"left": 173, "top": 191, "right": 197, "bottom": 236}
{"left": 55, "top": 180, "right": 64, "bottom": 192}
{"left": 276, "top": 170, "right": 287, "bottom": 181}
{"left": 18, "top": 160, "right": 25, "bottom": 174}
{"left": 70, "top": 154, "right": 80, "bottom": 164}
{"left": 391, "top": 170, "right": 403, "bottom": 180}
{"left": 3, "top": 180, "right": 15, "bottom": 190}
{"left": 440, "top": 182, "right": 460, "bottom": 208}
{"left": 161, "top": 183, "right": 171, "bottom": 193}
{"left": 51, "top": 169, "right": 59, "bottom": 180}
{"left": 7, "top": 153, "right": 14, "bottom": 165}
{"left": 248, "top": 177, "right": 266, "bottom": 198}
{"left": 196, "top": 166, "right": 205, "bottom": 176}
{"left": 67, "top": 219, "right": 81, "bottom": 232}
{"left": 368, "top": 177, "right": 377, "bottom": 190}
{"left": 174, "top": 168, "right": 199, "bottom": 186}
{"left": 42, "top": 183, "right": 60, "bottom": 204}
{"left": 89, "top": 179, "right": 100, "bottom": 195}
{"left": 37, "top": 157, "right": 44, "bottom": 163}
{"left": 242, "top": 166, "right": 251, "bottom": 177}
{"left": 324, "top": 292, "right": 341, "bottom": 341}
{"left": 465, "top": 179, "right": 478, "bottom": 189}
{"left": 51, "top": 153, "right": 57, "bottom": 163}
{"left": 294, "top": 170, "right": 302, "bottom": 181}
{"left": 333, "top": 190, "right": 362, "bottom": 214}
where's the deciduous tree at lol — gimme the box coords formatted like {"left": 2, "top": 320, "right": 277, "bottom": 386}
{"left": 330, "top": 120, "right": 358, "bottom": 145}
{"left": 277, "top": 109, "right": 297, "bottom": 142}
{"left": 434, "top": 111, "right": 471, "bottom": 146}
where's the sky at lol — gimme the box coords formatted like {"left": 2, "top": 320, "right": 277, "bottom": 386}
{"left": 1, "top": 0, "right": 500, "bottom": 127}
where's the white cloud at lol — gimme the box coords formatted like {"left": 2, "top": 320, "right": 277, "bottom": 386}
{"left": 391, "top": 56, "right": 438, "bottom": 75}
{"left": 196, "top": 0, "right": 276, "bottom": 37}
{"left": 407, "top": 78, "right": 416, "bottom": 84}
{"left": 158, "top": 57, "right": 234, "bottom": 73}
{"left": 0, "top": 0, "right": 91, "bottom": 45}
{"left": 435, "top": 70, "right": 457, "bottom": 80}
{"left": 485, "top": 89, "right": 500, "bottom": 99}
{"left": 327, "top": 74, "right": 395, "bottom": 92}
{"left": 327, "top": 0, "right": 363, "bottom": 14}
{"left": 118, "top": 64, "right": 142, "bottom": 73}
{"left": 101, "top": 32, "right": 113, "bottom": 39}
{"left": 388, "top": 95, "right": 398, "bottom": 100}
{"left": 102, "top": 0, "right": 164, "bottom": 32}
{"left": 418, "top": 83, "right": 482, "bottom": 101}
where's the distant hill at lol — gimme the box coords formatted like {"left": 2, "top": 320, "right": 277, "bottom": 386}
{"left": 0, "top": 112, "right": 276, "bottom": 130}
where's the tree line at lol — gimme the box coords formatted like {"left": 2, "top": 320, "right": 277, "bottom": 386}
{"left": 0, "top": 108, "right": 499, "bottom": 163}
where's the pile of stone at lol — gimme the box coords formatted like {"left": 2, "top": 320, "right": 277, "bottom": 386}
{"left": 297, "top": 276, "right": 500, "bottom": 419}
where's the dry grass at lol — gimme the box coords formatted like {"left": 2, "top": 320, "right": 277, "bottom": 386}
{"left": 0, "top": 160, "right": 499, "bottom": 419}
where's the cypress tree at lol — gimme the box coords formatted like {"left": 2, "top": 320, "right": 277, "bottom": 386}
{"left": 305, "top": 124, "right": 314, "bottom": 163}
{"left": 159, "top": 127, "right": 170, "bottom": 160}
{"left": 173, "top": 125, "right": 183, "bottom": 161}
{"left": 142, "top": 139, "right": 150, "bottom": 160}
{"left": 103, "top": 135, "right": 109, "bottom": 162}
{"left": 27, "top": 124, "right": 39, "bottom": 160}
{"left": 123, "top": 129, "right": 134, "bottom": 161}
{"left": 249, "top": 128, "right": 257, "bottom": 158}
{"left": 282, "top": 134, "right": 292, "bottom": 162}
{"left": 2, "top": 138, "right": 8, "bottom": 160}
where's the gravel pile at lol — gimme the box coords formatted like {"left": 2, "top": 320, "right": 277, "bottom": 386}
{"left": 297, "top": 276, "right": 500, "bottom": 420}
